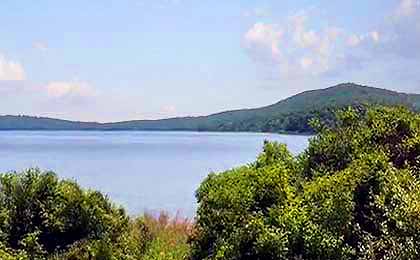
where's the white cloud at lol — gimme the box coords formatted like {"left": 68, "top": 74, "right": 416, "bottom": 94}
{"left": 0, "top": 54, "right": 26, "bottom": 80}
{"left": 349, "top": 0, "right": 419, "bottom": 60}
{"left": 243, "top": 0, "right": 420, "bottom": 81}
{"left": 243, "top": 11, "right": 345, "bottom": 78}
{"left": 243, "top": 23, "right": 283, "bottom": 63}
{"left": 290, "top": 11, "right": 320, "bottom": 49}
{"left": 45, "top": 81, "right": 96, "bottom": 99}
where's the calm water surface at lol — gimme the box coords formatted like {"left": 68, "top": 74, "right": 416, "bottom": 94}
{"left": 0, "top": 131, "right": 309, "bottom": 216}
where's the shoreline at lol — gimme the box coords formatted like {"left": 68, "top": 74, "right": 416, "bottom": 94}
{"left": 0, "top": 129, "right": 314, "bottom": 136}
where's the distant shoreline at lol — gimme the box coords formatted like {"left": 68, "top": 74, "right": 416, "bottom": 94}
{"left": 2, "top": 83, "right": 418, "bottom": 135}
{"left": 0, "top": 129, "right": 313, "bottom": 136}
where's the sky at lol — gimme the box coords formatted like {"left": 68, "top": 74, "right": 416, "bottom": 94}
{"left": 0, "top": 0, "right": 419, "bottom": 122}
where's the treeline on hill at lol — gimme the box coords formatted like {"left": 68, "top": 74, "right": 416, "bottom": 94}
{"left": 1, "top": 106, "right": 420, "bottom": 259}
{"left": 1, "top": 83, "right": 420, "bottom": 133}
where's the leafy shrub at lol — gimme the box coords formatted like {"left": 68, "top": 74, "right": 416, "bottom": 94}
{"left": 190, "top": 106, "right": 420, "bottom": 259}
{"left": 0, "top": 169, "right": 127, "bottom": 257}
{"left": 0, "top": 169, "right": 154, "bottom": 259}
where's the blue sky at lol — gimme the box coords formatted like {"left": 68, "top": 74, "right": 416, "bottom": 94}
{"left": 0, "top": 0, "right": 419, "bottom": 121}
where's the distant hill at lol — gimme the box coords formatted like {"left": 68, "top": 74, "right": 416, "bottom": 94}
{"left": 0, "top": 116, "right": 101, "bottom": 130}
{"left": 1, "top": 83, "right": 420, "bottom": 133}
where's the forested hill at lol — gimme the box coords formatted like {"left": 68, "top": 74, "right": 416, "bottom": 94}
{"left": 0, "top": 116, "right": 101, "bottom": 130}
{"left": 2, "top": 83, "right": 420, "bottom": 133}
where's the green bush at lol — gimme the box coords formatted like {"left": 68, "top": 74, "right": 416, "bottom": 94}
{"left": 190, "top": 106, "right": 420, "bottom": 259}
{"left": 0, "top": 169, "right": 153, "bottom": 259}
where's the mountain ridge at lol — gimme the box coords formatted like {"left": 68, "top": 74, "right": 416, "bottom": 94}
{"left": 1, "top": 83, "right": 419, "bottom": 133}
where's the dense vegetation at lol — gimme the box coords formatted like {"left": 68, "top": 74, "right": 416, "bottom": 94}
{"left": 2, "top": 83, "right": 420, "bottom": 133}
{"left": 0, "top": 169, "right": 192, "bottom": 260}
{"left": 190, "top": 106, "right": 420, "bottom": 259}
{"left": 2, "top": 105, "right": 420, "bottom": 259}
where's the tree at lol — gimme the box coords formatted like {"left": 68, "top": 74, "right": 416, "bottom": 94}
{"left": 0, "top": 169, "right": 146, "bottom": 259}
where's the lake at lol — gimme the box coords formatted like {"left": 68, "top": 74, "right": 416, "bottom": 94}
{"left": 0, "top": 131, "right": 310, "bottom": 216}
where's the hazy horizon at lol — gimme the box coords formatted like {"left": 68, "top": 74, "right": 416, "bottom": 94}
{"left": 1, "top": 0, "right": 419, "bottom": 122}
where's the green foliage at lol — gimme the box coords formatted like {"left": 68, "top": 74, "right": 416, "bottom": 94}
{"left": 190, "top": 106, "right": 420, "bottom": 259}
{"left": 192, "top": 142, "right": 297, "bottom": 259}
{"left": 0, "top": 169, "right": 190, "bottom": 260}
{"left": 0, "top": 169, "right": 127, "bottom": 255}
{"left": 0, "top": 169, "right": 129, "bottom": 258}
